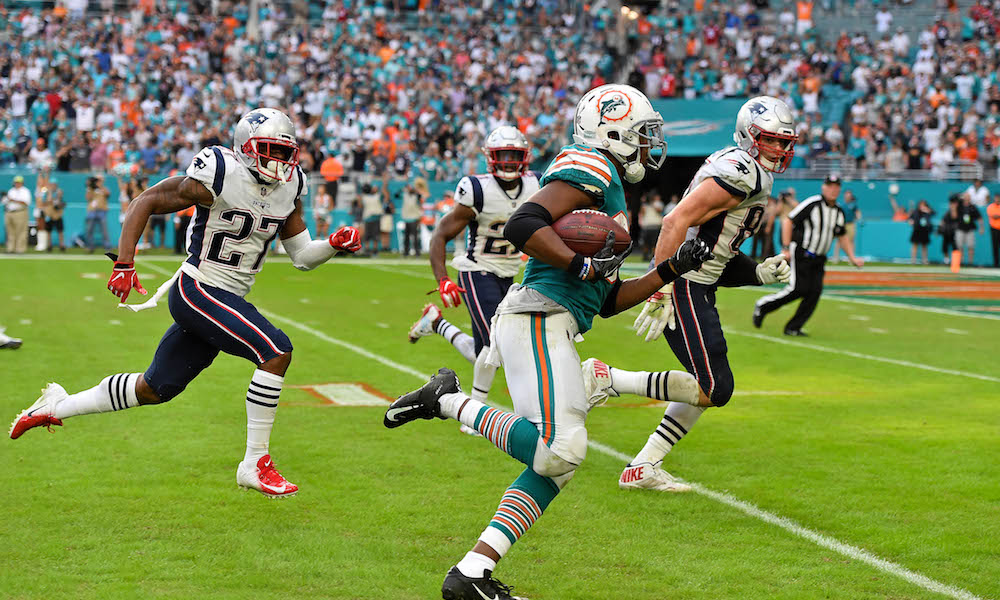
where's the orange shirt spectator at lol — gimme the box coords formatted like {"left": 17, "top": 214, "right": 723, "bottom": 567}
{"left": 378, "top": 45, "right": 393, "bottom": 64}
{"left": 371, "top": 137, "right": 397, "bottom": 162}
{"left": 796, "top": 1, "right": 813, "bottom": 21}
{"left": 928, "top": 90, "right": 947, "bottom": 109}
{"left": 320, "top": 156, "right": 344, "bottom": 182}
{"left": 986, "top": 199, "right": 1000, "bottom": 230}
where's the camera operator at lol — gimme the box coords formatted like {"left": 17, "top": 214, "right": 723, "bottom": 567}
{"left": 84, "top": 174, "right": 111, "bottom": 252}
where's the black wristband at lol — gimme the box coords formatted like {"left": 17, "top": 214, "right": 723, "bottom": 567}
{"left": 656, "top": 260, "right": 679, "bottom": 284}
{"left": 114, "top": 262, "right": 134, "bottom": 269}
{"left": 568, "top": 253, "right": 588, "bottom": 280}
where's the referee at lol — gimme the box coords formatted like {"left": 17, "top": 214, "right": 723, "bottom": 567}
{"left": 753, "top": 174, "right": 864, "bottom": 336}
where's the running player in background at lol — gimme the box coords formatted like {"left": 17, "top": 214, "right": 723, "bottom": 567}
{"left": 582, "top": 96, "right": 797, "bottom": 492}
{"left": 407, "top": 126, "right": 539, "bottom": 403}
{"left": 9, "top": 108, "right": 361, "bottom": 498}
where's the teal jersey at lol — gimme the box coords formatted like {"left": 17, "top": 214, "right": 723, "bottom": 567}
{"left": 522, "top": 143, "right": 629, "bottom": 334}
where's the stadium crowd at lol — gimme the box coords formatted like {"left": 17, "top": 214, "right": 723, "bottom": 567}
{"left": 624, "top": 0, "right": 1000, "bottom": 177}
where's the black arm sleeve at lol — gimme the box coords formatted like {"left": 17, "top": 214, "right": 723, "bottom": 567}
{"left": 504, "top": 202, "right": 553, "bottom": 251}
{"left": 598, "top": 277, "right": 623, "bottom": 318}
{"left": 717, "top": 252, "right": 761, "bottom": 287}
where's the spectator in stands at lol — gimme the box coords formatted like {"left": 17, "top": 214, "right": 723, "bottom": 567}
{"left": 3, "top": 176, "right": 31, "bottom": 254}
{"left": 909, "top": 199, "right": 935, "bottom": 265}
{"left": 833, "top": 190, "right": 861, "bottom": 263}
{"left": 956, "top": 192, "right": 985, "bottom": 264}
{"left": 83, "top": 175, "right": 111, "bottom": 253}
{"left": 28, "top": 139, "right": 53, "bottom": 171}
{"left": 988, "top": 193, "right": 1000, "bottom": 268}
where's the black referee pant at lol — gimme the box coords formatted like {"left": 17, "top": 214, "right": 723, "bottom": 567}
{"left": 755, "top": 245, "right": 827, "bottom": 333}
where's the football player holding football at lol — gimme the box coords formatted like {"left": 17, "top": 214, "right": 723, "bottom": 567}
{"left": 384, "top": 85, "right": 713, "bottom": 600}
{"left": 9, "top": 108, "right": 361, "bottom": 498}
{"left": 581, "top": 96, "right": 797, "bottom": 492}
{"left": 407, "top": 126, "right": 539, "bottom": 403}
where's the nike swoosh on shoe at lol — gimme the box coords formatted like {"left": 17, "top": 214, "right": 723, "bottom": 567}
{"left": 472, "top": 583, "right": 498, "bottom": 600}
{"left": 385, "top": 406, "right": 418, "bottom": 422}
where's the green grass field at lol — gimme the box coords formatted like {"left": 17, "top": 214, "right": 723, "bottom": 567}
{"left": 1, "top": 255, "right": 998, "bottom": 600}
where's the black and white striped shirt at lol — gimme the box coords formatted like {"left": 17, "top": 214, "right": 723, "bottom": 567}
{"left": 788, "top": 194, "right": 846, "bottom": 256}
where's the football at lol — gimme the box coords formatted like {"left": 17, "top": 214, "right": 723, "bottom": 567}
{"left": 552, "top": 209, "right": 632, "bottom": 256}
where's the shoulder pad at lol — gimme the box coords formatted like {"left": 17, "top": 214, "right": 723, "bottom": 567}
{"left": 186, "top": 146, "right": 227, "bottom": 199}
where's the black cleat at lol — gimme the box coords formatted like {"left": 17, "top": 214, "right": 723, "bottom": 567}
{"left": 752, "top": 306, "right": 764, "bottom": 329}
{"left": 783, "top": 329, "right": 808, "bottom": 337}
{"left": 442, "top": 567, "right": 526, "bottom": 600}
{"left": 383, "top": 368, "right": 460, "bottom": 429}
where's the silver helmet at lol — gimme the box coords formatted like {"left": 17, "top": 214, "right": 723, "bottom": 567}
{"left": 233, "top": 108, "right": 299, "bottom": 183}
{"left": 733, "top": 96, "right": 798, "bottom": 173}
{"left": 483, "top": 125, "right": 530, "bottom": 181}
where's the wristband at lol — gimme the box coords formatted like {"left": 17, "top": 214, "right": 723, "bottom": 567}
{"left": 656, "top": 260, "right": 679, "bottom": 284}
{"left": 568, "top": 253, "right": 590, "bottom": 280}
{"left": 114, "top": 261, "right": 134, "bottom": 269}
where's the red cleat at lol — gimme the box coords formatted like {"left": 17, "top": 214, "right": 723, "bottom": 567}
{"left": 236, "top": 454, "right": 298, "bottom": 498}
{"left": 9, "top": 383, "right": 67, "bottom": 440}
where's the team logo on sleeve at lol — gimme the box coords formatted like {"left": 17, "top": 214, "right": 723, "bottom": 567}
{"left": 597, "top": 90, "right": 632, "bottom": 125}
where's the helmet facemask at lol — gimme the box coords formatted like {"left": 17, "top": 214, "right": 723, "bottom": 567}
{"left": 242, "top": 137, "right": 300, "bottom": 183}
{"left": 486, "top": 147, "right": 529, "bottom": 181}
{"left": 749, "top": 125, "right": 797, "bottom": 173}
{"left": 605, "top": 118, "right": 667, "bottom": 183}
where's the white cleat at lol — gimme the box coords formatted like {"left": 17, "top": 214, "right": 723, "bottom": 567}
{"left": 0, "top": 327, "right": 23, "bottom": 349}
{"left": 619, "top": 462, "right": 692, "bottom": 493}
{"left": 581, "top": 358, "right": 618, "bottom": 409}
{"left": 9, "top": 383, "right": 68, "bottom": 439}
{"left": 408, "top": 303, "right": 442, "bottom": 343}
{"left": 236, "top": 454, "right": 299, "bottom": 498}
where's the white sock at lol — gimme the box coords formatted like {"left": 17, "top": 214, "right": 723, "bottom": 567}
{"left": 244, "top": 369, "right": 284, "bottom": 464}
{"left": 439, "top": 392, "right": 487, "bottom": 429}
{"left": 609, "top": 367, "right": 700, "bottom": 405}
{"left": 456, "top": 550, "right": 498, "bottom": 579}
{"left": 436, "top": 318, "right": 477, "bottom": 363}
{"left": 632, "top": 402, "right": 705, "bottom": 465}
{"left": 54, "top": 373, "right": 141, "bottom": 419}
{"left": 470, "top": 348, "right": 497, "bottom": 402}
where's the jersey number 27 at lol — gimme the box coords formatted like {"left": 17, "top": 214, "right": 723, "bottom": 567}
{"left": 206, "top": 209, "right": 284, "bottom": 272}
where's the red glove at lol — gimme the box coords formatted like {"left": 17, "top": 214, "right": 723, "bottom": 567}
{"left": 329, "top": 226, "right": 361, "bottom": 253}
{"left": 438, "top": 277, "right": 465, "bottom": 308}
{"left": 107, "top": 261, "right": 147, "bottom": 302}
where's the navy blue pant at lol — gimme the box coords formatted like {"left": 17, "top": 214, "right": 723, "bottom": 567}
{"left": 663, "top": 278, "right": 735, "bottom": 407}
{"left": 143, "top": 272, "right": 293, "bottom": 401}
{"left": 457, "top": 270, "right": 514, "bottom": 355}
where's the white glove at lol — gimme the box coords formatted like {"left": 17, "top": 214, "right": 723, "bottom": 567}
{"left": 756, "top": 255, "right": 791, "bottom": 285}
{"left": 632, "top": 283, "right": 675, "bottom": 342}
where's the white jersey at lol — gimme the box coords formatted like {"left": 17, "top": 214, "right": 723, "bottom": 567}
{"left": 450, "top": 172, "right": 540, "bottom": 279}
{"left": 180, "top": 145, "right": 306, "bottom": 297}
{"left": 681, "top": 146, "right": 774, "bottom": 285}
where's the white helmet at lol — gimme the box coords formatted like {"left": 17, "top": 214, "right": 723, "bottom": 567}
{"left": 733, "top": 96, "right": 798, "bottom": 173}
{"left": 572, "top": 84, "right": 666, "bottom": 183}
{"left": 233, "top": 108, "right": 299, "bottom": 183}
{"left": 483, "top": 125, "right": 530, "bottom": 181}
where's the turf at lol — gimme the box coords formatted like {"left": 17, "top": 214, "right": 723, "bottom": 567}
{"left": 1, "top": 255, "right": 997, "bottom": 600}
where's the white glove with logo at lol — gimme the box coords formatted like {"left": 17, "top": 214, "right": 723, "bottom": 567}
{"left": 632, "top": 283, "right": 675, "bottom": 342}
{"left": 756, "top": 255, "right": 791, "bottom": 285}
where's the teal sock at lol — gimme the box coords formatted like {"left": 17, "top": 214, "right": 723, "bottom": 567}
{"left": 473, "top": 405, "right": 539, "bottom": 467}
{"left": 479, "top": 468, "right": 561, "bottom": 556}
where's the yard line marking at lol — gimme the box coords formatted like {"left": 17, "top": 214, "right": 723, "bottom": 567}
{"left": 848, "top": 314, "right": 870, "bottom": 321}
{"left": 945, "top": 328, "right": 968, "bottom": 335}
{"left": 729, "top": 330, "right": 999, "bottom": 383}
{"left": 268, "top": 313, "right": 987, "bottom": 600}
{"left": 868, "top": 327, "right": 887, "bottom": 334}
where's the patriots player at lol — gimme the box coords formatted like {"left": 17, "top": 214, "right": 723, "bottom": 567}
{"left": 408, "top": 126, "right": 539, "bottom": 403}
{"left": 383, "top": 85, "right": 713, "bottom": 599}
{"left": 581, "top": 96, "right": 797, "bottom": 492}
{"left": 9, "top": 108, "right": 362, "bottom": 498}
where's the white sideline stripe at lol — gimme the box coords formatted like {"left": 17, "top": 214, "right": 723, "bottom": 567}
{"left": 587, "top": 440, "right": 987, "bottom": 600}
{"left": 268, "top": 314, "right": 986, "bottom": 600}
{"left": 728, "top": 329, "right": 1000, "bottom": 384}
